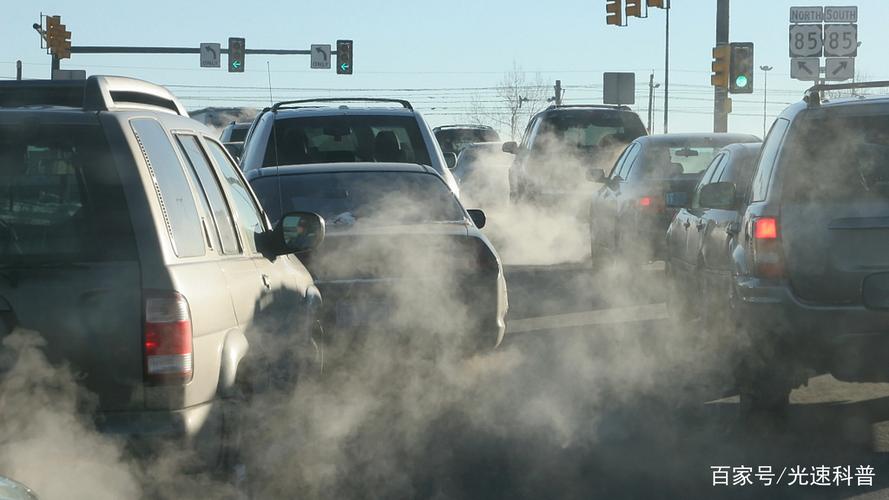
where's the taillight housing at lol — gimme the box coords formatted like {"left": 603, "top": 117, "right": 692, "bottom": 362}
{"left": 144, "top": 291, "right": 193, "bottom": 384}
{"left": 752, "top": 216, "right": 785, "bottom": 279}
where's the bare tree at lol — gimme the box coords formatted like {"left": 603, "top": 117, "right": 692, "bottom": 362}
{"left": 466, "top": 63, "right": 548, "bottom": 141}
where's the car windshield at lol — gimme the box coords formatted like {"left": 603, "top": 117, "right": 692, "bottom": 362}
{"left": 781, "top": 112, "right": 889, "bottom": 202}
{"left": 228, "top": 126, "right": 248, "bottom": 142}
{"left": 263, "top": 115, "right": 432, "bottom": 167}
{"left": 0, "top": 124, "right": 136, "bottom": 264}
{"left": 254, "top": 171, "right": 465, "bottom": 226}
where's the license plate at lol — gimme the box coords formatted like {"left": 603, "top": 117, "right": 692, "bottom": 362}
{"left": 335, "top": 300, "right": 390, "bottom": 328}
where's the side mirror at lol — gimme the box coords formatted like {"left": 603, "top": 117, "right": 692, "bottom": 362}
{"left": 586, "top": 168, "right": 606, "bottom": 182}
{"left": 268, "top": 212, "right": 325, "bottom": 256}
{"left": 444, "top": 152, "right": 458, "bottom": 169}
{"left": 467, "top": 209, "right": 486, "bottom": 229}
{"left": 665, "top": 191, "right": 690, "bottom": 209}
{"left": 502, "top": 141, "right": 518, "bottom": 155}
{"left": 699, "top": 182, "right": 737, "bottom": 210}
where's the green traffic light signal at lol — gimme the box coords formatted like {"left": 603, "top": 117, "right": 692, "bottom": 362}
{"left": 735, "top": 74, "right": 748, "bottom": 88}
{"left": 729, "top": 42, "right": 754, "bottom": 94}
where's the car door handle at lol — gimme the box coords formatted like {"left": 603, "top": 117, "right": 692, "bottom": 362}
{"left": 696, "top": 221, "right": 705, "bottom": 231}
{"left": 683, "top": 220, "right": 691, "bottom": 229}
{"left": 262, "top": 274, "right": 271, "bottom": 289}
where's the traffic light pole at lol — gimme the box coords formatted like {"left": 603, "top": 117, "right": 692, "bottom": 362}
{"left": 713, "top": 0, "right": 730, "bottom": 133}
{"left": 69, "top": 46, "right": 324, "bottom": 56}
{"left": 663, "top": 0, "right": 670, "bottom": 134}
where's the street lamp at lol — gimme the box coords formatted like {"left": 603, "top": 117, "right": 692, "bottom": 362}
{"left": 759, "top": 65, "right": 773, "bottom": 137}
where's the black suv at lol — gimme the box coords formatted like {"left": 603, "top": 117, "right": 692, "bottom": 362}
{"left": 729, "top": 83, "right": 889, "bottom": 415}
{"left": 502, "top": 105, "right": 647, "bottom": 208}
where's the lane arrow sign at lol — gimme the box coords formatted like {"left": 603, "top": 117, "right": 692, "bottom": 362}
{"left": 832, "top": 61, "right": 848, "bottom": 76}
{"left": 313, "top": 46, "right": 329, "bottom": 62}
{"left": 797, "top": 60, "right": 813, "bottom": 75}
{"left": 340, "top": 63, "right": 350, "bottom": 72}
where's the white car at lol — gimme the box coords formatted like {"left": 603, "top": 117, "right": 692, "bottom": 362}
{"left": 239, "top": 98, "right": 460, "bottom": 197}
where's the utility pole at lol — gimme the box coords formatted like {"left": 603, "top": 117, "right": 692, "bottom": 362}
{"left": 663, "top": 0, "right": 671, "bottom": 134}
{"left": 16, "top": 61, "right": 22, "bottom": 80}
{"left": 759, "top": 65, "right": 773, "bottom": 137}
{"left": 714, "top": 0, "right": 730, "bottom": 132}
{"left": 647, "top": 73, "right": 660, "bottom": 134}
{"left": 553, "top": 79, "right": 563, "bottom": 106}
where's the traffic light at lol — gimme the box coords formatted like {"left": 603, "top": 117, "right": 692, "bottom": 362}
{"left": 606, "top": 0, "right": 623, "bottom": 26}
{"left": 647, "top": 0, "right": 666, "bottom": 7}
{"left": 228, "top": 37, "right": 245, "bottom": 73}
{"left": 45, "top": 15, "right": 71, "bottom": 59}
{"left": 626, "top": 0, "right": 643, "bottom": 17}
{"left": 729, "top": 42, "right": 754, "bottom": 94}
{"left": 336, "top": 40, "right": 353, "bottom": 75}
{"left": 711, "top": 44, "right": 730, "bottom": 89}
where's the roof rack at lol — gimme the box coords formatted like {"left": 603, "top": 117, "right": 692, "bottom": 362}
{"left": 433, "top": 124, "right": 495, "bottom": 130}
{"left": 545, "top": 104, "right": 631, "bottom": 111}
{"left": 0, "top": 75, "right": 187, "bottom": 116}
{"left": 271, "top": 98, "right": 413, "bottom": 112}
{"left": 804, "top": 80, "right": 889, "bottom": 107}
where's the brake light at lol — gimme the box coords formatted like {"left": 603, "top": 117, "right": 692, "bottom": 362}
{"left": 638, "top": 195, "right": 665, "bottom": 213}
{"left": 754, "top": 217, "right": 778, "bottom": 239}
{"left": 144, "top": 292, "right": 193, "bottom": 384}
{"left": 752, "top": 217, "right": 784, "bottom": 279}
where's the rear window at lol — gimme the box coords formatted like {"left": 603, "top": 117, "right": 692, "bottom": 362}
{"left": 252, "top": 171, "right": 464, "bottom": 226}
{"left": 531, "top": 111, "right": 646, "bottom": 152}
{"left": 0, "top": 123, "right": 136, "bottom": 264}
{"left": 781, "top": 112, "right": 889, "bottom": 202}
{"left": 632, "top": 145, "right": 725, "bottom": 179}
{"left": 263, "top": 115, "right": 432, "bottom": 167}
{"left": 228, "top": 126, "right": 249, "bottom": 143}
{"left": 436, "top": 128, "right": 501, "bottom": 153}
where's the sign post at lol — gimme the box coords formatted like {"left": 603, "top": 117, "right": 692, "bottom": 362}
{"left": 603, "top": 72, "right": 636, "bottom": 105}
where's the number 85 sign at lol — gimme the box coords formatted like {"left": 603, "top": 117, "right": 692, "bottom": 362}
{"left": 789, "top": 25, "right": 823, "bottom": 57}
{"left": 824, "top": 24, "right": 858, "bottom": 57}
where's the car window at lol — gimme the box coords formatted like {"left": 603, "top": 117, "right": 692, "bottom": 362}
{"left": 720, "top": 149, "right": 760, "bottom": 197}
{"left": 205, "top": 140, "right": 266, "bottom": 253}
{"left": 633, "top": 145, "right": 725, "bottom": 180}
{"left": 0, "top": 124, "right": 137, "bottom": 264}
{"left": 131, "top": 118, "right": 204, "bottom": 258}
{"left": 710, "top": 153, "right": 730, "bottom": 183}
{"left": 616, "top": 143, "right": 640, "bottom": 179}
{"left": 780, "top": 113, "right": 889, "bottom": 202}
{"left": 252, "top": 172, "right": 465, "bottom": 226}
{"left": 607, "top": 143, "right": 632, "bottom": 177}
{"left": 751, "top": 119, "right": 790, "bottom": 202}
{"left": 691, "top": 154, "right": 726, "bottom": 210}
{"left": 532, "top": 111, "right": 646, "bottom": 153}
{"left": 175, "top": 134, "right": 240, "bottom": 255}
{"left": 436, "top": 128, "right": 500, "bottom": 154}
{"left": 263, "top": 115, "right": 432, "bottom": 167}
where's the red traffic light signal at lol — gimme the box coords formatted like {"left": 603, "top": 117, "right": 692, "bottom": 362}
{"left": 606, "top": 0, "right": 624, "bottom": 26}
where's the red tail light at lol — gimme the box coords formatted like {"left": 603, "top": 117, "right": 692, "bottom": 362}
{"left": 752, "top": 217, "right": 784, "bottom": 279}
{"left": 754, "top": 217, "right": 778, "bottom": 239}
{"left": 638, "top": 195, "right": 665, "bottom": 213}
{"left": 144, "top": 292, "right": 193, "bottom": 384}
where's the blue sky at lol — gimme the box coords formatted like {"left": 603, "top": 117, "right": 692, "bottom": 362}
{"left": 3, "top": 1, "right": 887, "bottom": 137}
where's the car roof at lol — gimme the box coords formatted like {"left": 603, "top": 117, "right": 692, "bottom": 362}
{"left": 635, "top": 133, "right": 760, "bottom": 146}
{"left": 248, "top": 162, "right": 437, "bottom": 178}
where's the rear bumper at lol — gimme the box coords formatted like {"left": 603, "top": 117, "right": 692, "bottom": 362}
{"left": 317, "top": 271, "right": 508, "bottom": 352}
{"left": 94, "top": 400, "right": 221, "bottom": 459}
{"left": 735, "top": 276, "right": 889, "bottom": 381}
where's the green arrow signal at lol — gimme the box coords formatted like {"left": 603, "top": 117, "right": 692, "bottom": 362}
{"left": 340, "top": 63, "right": 349, "bottom": 71}
{"left": 232, "top": 60, "right": 242, "bottom": 69}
